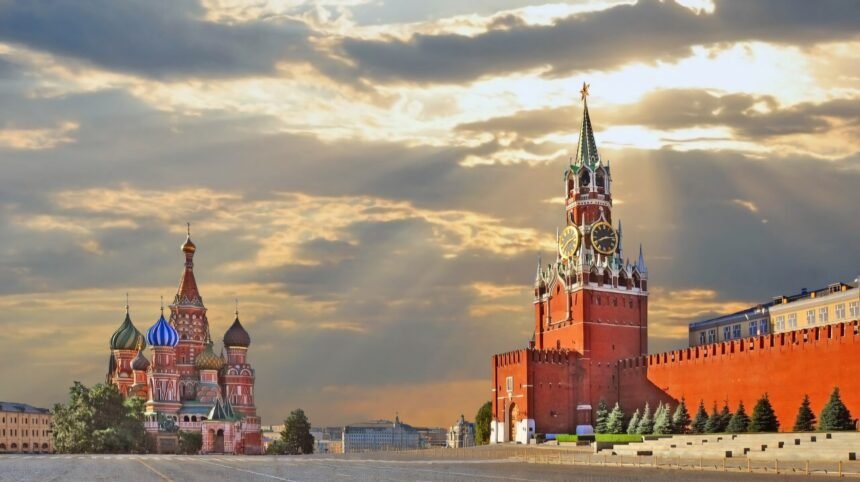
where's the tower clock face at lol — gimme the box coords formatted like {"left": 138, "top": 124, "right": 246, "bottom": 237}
{"left": 590, "top": 221, "right": 618, "bottom": 255}
{"left": 558, "top": 226, "right": 581, "bottom": 259}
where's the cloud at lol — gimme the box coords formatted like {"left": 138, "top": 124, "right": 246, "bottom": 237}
{"left": 0, "top": 0, "right": 321, "bottom": 79}
{"left": 0, "top": 121, "right": 77, "bottom": 150}
{"left": 339, "top": 0, "right": 860, "bottom": 85}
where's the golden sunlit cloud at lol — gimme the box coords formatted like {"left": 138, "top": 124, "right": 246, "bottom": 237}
{"left": 0, "top": 122, "right": 78, "bottom": 150}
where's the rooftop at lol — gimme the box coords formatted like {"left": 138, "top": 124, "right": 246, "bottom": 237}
{"left": 0, "top": 402, "right": 51, "bottom": 414}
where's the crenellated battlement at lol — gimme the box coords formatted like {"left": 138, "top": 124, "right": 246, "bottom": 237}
{"left": 493, "top": 348, "right": 578, "bottom": 367}
{"left": 616, "top": 319, "right": 860, "bottom": 371}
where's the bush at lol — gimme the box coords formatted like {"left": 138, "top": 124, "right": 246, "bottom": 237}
{"left": 594, "top": 400, "right": 609, "bottom": 434}
{"left": 556, "top": 434, "right": 578, "bottom": 443}
{"left": 605, "top": 403, "right": 625, "bottom": 434}
{"left": 178, "top": 431, "right": 202, "bottom": 454}
{"left": 672, "top": 398, "right": 691, "bottom": 434}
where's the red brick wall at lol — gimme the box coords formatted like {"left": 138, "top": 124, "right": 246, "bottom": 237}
{"left": 619, "top": 322, "right": 860, "bottom": 431}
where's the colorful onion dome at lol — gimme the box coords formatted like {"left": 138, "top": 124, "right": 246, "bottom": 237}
{"left": 110, "top": 311, "right": 146, "bottom": 351}
{"left": 223, "top": 316, "right": 251, "bottom": 348}
{"left": 195, "top": 341, "right": 224, "bottom": 371}
{"left": 147, "top": 312, "right": 179, "bottom": 347}
{"left": 131, "top": 349, "right": 150, "bottom": 371}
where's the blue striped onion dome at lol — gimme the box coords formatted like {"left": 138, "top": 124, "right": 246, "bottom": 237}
{"left": 110, "top": 312, "right": 146, "bottom": 350}
{"left": 146, "top": 313, "right": 179, "bottom": 347}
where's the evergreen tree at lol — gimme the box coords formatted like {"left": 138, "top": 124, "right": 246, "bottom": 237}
{"left": 606, "top": 403, "right": 626, "bottom": 434}
{"left": 594, "top": 400, "right": 610, "bottom": 434}
{"left": 636, "top": 402, "right": 654, "bottom": 435}
{"left": 653, "top": 402, "right": 673, "bottom": 435}
{"left": 692, "top": 400, "right": 708, "bottom": 434}
{"left": 627, "top": 409, "right": 641, "bottom": 435}
{"left": 52, "top": 382, "right": 149, "bottom": 454}
{"left": 475, "top": 401, "right": 492, "bottom": 445}
{"left": 819, "top": 387, "right": 854, "bottom": 431}
{"left": 726, "top": 401, "right": 750, "bottom": 433}
{"left": 748, "top": 394, "right": 780, "bottom": 432}
{"left": 672, "top": 397, "right": 692, "bottom": 434}
{"left": 704, "top": 404, "right": 720, "bottom": 434}
{"left": 793, "top": 394, "right": 816, "bottom": 432}
{"left": 280, "top": 408, "right": 314, "bottom": 454}
{"left": 718, "top": 401, "right": 733, "bottom": 432}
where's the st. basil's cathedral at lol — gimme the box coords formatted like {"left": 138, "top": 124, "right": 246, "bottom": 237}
{"left": 106, "top": 227, "right": 262, "bottom": 454}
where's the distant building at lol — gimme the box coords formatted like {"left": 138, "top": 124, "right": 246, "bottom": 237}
{"left": 342, "top": 415, "right": 419, "bottom": 453}
{"left": 311, "top": 426, "right": 345, "bottom": 454}
{"left": 414, "top": 427, "right": 447, "bottom": 448}
{"left": 688, "top": 305, "right": 770, "bottom": 347}
{"left": 0, "top": 402, "right": 52, "bottom": 453}
{"left": 447, "top": 415, "right": 475, "bottom": 448}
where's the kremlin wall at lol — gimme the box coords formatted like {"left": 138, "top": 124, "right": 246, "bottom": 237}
{"left": 489, "top": 84, "right": 860, "bottom": 443}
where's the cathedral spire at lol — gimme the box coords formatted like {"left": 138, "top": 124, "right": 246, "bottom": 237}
{"left": 574, "top": 82, "right": 599, "bottom": 168}
{"left": 175, "top": 224, "right": 202, "bottom": 306}
{"left": 637, "top": 244, "right": 648, "bottom": 273}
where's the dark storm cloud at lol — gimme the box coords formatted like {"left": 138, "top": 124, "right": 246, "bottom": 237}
{"left": 458, "top": 88, "right": 860, "bottom": 141}
{"left": 340, "top": 0, "right": 860, "bottom": 84}
{"left": 0, "top": 0, "right": 318, "bottom": 79}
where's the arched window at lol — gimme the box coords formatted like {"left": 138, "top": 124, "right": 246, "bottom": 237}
{"left": 619, "top": 271, "right": 628, "bottom": 289}
{"left": 579, "top": 170, "right": 590, "bottom": 188}
{"left": 603, "top": 269, "right": 612, "bottom": 286}
{"left": 191, "top": 416, "right": 197, "bottom": 422}
{"left": 183, "top": 416, "right": 190, "bottom": 422}
{"left": 595, "top": 168, "right": 605, "bottom": 189}
{"left": 633, "top": 272, "right": 641, "bottom": 289}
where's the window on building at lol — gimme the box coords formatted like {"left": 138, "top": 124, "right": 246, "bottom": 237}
{"left": 699, "top": 332, "right": 706, "bottom": 345}
{"left": 806, "top": 310, "right": 815, "bottom": 325}
{"left": 820, "top": 307, "right": 829, "bottom": 323}
{"left": 732, "top": 324, "right": 741, "bottom": 339}
{"left": 850, "top": 301, "right": 859, "bottom": 318}
{"left": 723, "top": 326, "right": 731, "bottom": 340}
{"left": 836, "top": 303, "right": 846, "bottom": 320}
{"left": 775, "top": 315, "right": 785, "bottom": 331}
{"left": 707, "top": 329, "right": 716, "bottom": 343}
{"left": 760, "top": 319, "right": 769, "bottom": 334}
{"left": 789, "top": 313, "right": 797, "bottom": 329}
{"left": 506, "top": 376, "right": 513, "bottom": 393}
{"left": 749, "top": 321, "right": 757, "bottom": 337}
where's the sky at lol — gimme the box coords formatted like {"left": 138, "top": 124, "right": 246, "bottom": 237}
{"left": 0, "top": 0, "right": 859, "bottom": 428}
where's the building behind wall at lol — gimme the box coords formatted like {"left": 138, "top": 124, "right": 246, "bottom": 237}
{"left": 447, "top": 415, "right": 475, "bottom": 448}
{"left": 0, "top": 402, "right": 52, "bottom": 453}
{"left": 342, "top": 416, "right": 420, "bottom": 453}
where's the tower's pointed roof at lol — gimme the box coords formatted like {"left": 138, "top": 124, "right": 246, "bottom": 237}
{"left": 208, "top": 396, "right": 239, "bottom": 421}
{"left": 574, "top": 82, "right": 600, "bottom": 169}
{"left": 175, "top": 223, "right": 203, "bottom": 306}
{"left": 637, "top": 244, "right": 648, "bottom": 273}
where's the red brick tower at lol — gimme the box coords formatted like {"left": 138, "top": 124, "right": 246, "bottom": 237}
{"left": 220, "top": 306, "right": 256, "bottom": 417}
{"left": 491, "top": 84, "right": 649, "bottom": 443}
{"left": 170, "top": 224, "right": 210, "bottom": 402}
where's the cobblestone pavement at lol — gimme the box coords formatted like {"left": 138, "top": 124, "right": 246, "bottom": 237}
{"left": 0, "top": 454, "right": 842, "bottom": 481}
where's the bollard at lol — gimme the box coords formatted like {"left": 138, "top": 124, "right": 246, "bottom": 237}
{"left": 723, "top": 458, "right": 726, "bottom": 472}
{"left": 748, "top": 458, "right": 751, "bottom": 473}
{"left": 839, "top": 460, "right": 843, "bottom": 478}
{"left": 775, "top": 459, "right": 779, "bottom": 475}
{"left": 806, "top": 460, "right": 810, "bottom": 476}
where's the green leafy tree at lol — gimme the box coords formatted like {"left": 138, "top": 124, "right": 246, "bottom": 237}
{"left": 672, "top": 398, "right": 691, "bottom": 434}
{"left": 178, "top": 431, "right": 202, "bottom": 454}
{"left": 819, "top": 387, "right": 854, "bottom": 431}
{"left": 52, "top": 382, "right": 148, "bottom": 454}
{"left": 704, "top": 404, "right": 720, "bottom": 434}
{"left": 605, "top": 403, "right": 625, "bottom": 434}
{"left": 748, "top": 394, "right": 779, "bottom": 432}
{"left": 793, "top": 394, "right": 816, "bottom": 432}
{"left": 594, "top": 400, "right": 609, "bottom": 434}
{"left": 626, "top": 409, "right": 640, "bottom": 435}
{"left": 475, "top": 401, "right": 492, "bottom": 445}
{"left": 692, "top": 400, "right": 708, "bottom": 434}
{"left": 726, "top": 401, "right": 750, "bottom": 433}
{"left": 280, "top": 408, "right": 314, "bottom": 454}
{"left": 653, "top": 403, "right": 673, "bottom": 435}
{"left": 636, "top": 402, "right": 653, "bottom": 435}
